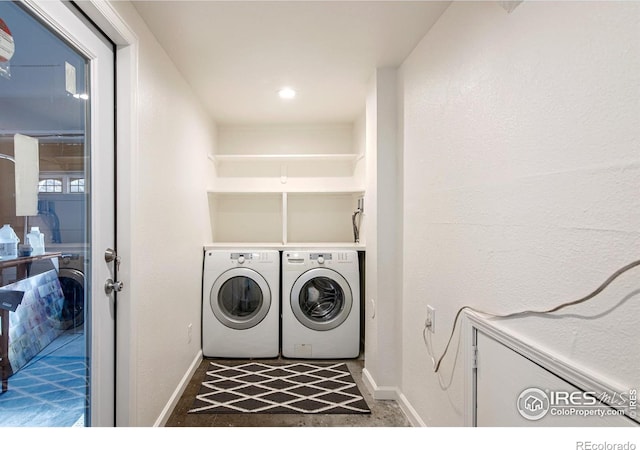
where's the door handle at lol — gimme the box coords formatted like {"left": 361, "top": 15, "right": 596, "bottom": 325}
{"left": 105, "top": 278, "right": 124, "bottom": 295}
{"left": 104, "top": 248, "right": 123, "bottom": 294}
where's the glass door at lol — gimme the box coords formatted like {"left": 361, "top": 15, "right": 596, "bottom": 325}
{"left": 0, "top": 0, "right": 115, "bottom": 426}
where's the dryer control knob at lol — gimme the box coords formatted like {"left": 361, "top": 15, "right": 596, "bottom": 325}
{"left": 238, "top": 256, "right": 245, "bottom": 264}
{"left": 317, "top": 256, "right": 325, "bottom": 264}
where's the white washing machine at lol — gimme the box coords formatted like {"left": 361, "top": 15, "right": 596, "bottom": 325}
{"left": 42, "top": 244, "right": 87, "bottom": 331}
{"left": 282, "top": 249, "right": 360, "bottom": 359}
{"left": 202, "top": 249, "right": 279, "bottom": 358}
{"left": 56, "top": 252, "right": 85, "bottom": 330}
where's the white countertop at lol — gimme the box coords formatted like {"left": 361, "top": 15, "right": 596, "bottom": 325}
{"left": 204, "top": 242, "right": 366, "bottom": 251}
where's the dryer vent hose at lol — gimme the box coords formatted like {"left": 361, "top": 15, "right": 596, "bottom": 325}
{"left": 352, "top": 209, "right": 362, "bottom": 243}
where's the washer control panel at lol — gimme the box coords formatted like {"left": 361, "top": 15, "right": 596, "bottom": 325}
{"left": 224, "top": 252, "right": 272, "bottom": 265}
{"left": 310, "top": 253, "right": 332, "bottom": 264}
{"left": 231, "top": 252, "right": 253, "bottom": 264}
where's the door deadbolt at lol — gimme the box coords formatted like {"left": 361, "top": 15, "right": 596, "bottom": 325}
{"left": 105, "top": 248, "right": 117, "bottom": 263}
{"left": 105, "top": 247, "right": 121, "bottom": 271}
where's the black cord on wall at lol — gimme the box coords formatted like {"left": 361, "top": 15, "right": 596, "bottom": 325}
{"left": 424, "top": 258, "right": 640, "bottom": 373}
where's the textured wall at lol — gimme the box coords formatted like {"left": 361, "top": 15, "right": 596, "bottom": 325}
{"left": 400, "top": 1, "right": 640, "bottom": 425}
{"left": 110, "top": 1, "right": 216, "bottom": 426}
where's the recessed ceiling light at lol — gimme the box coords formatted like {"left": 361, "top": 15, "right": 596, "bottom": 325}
{"left": 278, "top": 87, "right": 296, "bottom": 100}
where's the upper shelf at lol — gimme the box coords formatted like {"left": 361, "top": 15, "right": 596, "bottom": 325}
{"left": 209, "top": 153, "right": 363, "bottom": 165}
{"left": 210, "top": 152, "right": 366, "bottom": 181}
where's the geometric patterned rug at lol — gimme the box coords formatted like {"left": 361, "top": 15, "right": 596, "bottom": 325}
{"left": 188, "top": 361, "right": 370, "bottom": 414}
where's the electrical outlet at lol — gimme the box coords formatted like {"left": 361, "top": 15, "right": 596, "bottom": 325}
{"left": 187, "top": 323, "right": 193, "bottom": 343}
{"left": 357, "top": 196, "right": 364, "bottom": 213}
{"left": 426, "top": 305, "right": 435, "bottom": 333}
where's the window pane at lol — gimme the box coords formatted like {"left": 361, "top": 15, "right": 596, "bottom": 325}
{"left": 38, "top": 178, "right": 62, "bottom": 193}
{"left": 69, "top": 178, "right": 84, "bottom": 193}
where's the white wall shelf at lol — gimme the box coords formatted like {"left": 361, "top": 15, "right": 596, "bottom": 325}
{"left": 210, "top": 153, "right": 362, "bottom": 165}
{"left": 207, "top": 187, "right": 365, "bottom": 194}
{"left": 210, "top": 153, "right": 362, "bottom": 180}
{"left": 205, "top": 242, "right": 366, "bottom": 251}
{"left": 208, "top": 191, "right": 364, "bottom": 247}
{"left": 207, "top": 122, "right": 367, "bottom": 248}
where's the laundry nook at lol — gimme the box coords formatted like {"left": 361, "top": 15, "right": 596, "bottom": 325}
{"left": 193, "top": 121, "right": 374, "bottom": 423}
{"left": 202, "top": 122, "right": 367, "bottom": 355}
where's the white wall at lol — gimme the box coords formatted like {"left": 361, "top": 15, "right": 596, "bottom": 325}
{"left": 110, "top": 1, "right": 216, "bottom": 426}
{"left": 400, "top": 1, "right": 640, "bottom": 426}
{"left": 363, "top": 68, "right": 402, "bottom": 395}
{"left": 216, "top": 124, "right": 353, "bottom": 156}
{"left": 364, "top": 74, "right": 379, "bottom": 386}
{"left": 353, "top": 112, "right": 367, "bottom": 192}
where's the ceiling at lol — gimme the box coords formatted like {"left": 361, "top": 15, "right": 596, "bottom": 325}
{"left": 132, "top": 1, "right": 451, "bottom": 125}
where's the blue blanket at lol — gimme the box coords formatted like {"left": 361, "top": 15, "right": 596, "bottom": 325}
{"left": 5, "top": 270, "right": 66, "bottom": 373}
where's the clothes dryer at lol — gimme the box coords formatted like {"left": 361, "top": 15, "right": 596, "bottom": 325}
{"left": 57, "top": 253, "right": 85, "bottom": 330}
{"left": 44, "top": 244, "right": 87, "bottom": 331}
{"left": 202, "top": 249, "right": 279, "bottom": 358}
{"left": 281, "top": 249, "right": 360, "bottom": 359}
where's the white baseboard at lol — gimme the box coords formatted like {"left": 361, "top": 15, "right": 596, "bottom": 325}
{"left": 361, "top": 368, "right": 398, "bottom": 400}
{"left": 361, "top": 367, "right": 425, "bottom": 427}
{"left": 397, "top": 392, "right": 427, "bottom": 427}
{"left": 154, "top": 350, "right": 203, "bottom": 427}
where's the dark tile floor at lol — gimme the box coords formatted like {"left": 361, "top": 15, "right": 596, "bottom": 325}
{"left": 165, "top": 357, "right": 410, "bottom": 427}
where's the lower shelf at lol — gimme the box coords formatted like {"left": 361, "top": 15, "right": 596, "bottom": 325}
{"left": 208, "top": 191, "right": 365, "bottom": 246}
{"left": 204, "top": 242, "right": 366, "bottom": 251}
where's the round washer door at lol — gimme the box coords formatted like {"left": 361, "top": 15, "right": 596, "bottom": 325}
{"left": 55, "top": 268, "right": 85, "bottom": 330}
{"left": 210, "top": 267, "right": 271, "bottom": 330}
{"left": 290, "top": 267, "right": 352, "bottom": 331}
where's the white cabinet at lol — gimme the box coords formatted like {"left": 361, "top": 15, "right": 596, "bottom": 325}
{"left": 475, "top": 331, "right": 636, "bottom": 427}
{"left": 207, "top": 124, "right": 366, "bottom": 248}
